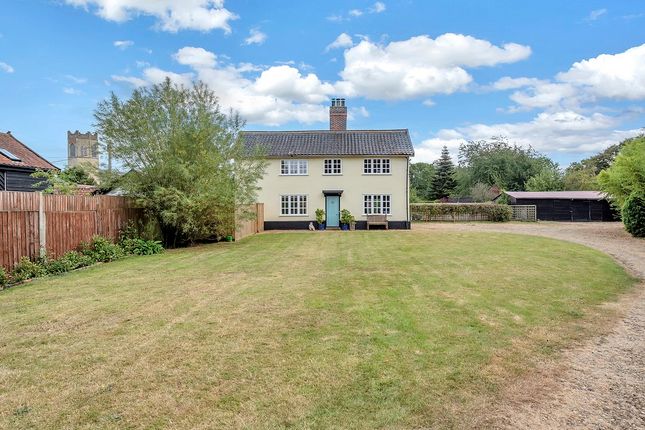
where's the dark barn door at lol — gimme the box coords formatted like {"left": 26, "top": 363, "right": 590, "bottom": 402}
{"left": 571, "top": 200, "right": 591, "bottom": 221}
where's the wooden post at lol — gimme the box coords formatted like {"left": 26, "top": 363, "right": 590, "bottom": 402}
{"left": 38, "top": 192, "right": 46, "bottom": 259}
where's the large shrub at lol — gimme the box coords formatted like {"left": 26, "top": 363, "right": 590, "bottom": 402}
{"left": 94, "top": 79, "right": 267, "bottom": 247}
{"left": 410, "top": 203, "right": 512, "bottom": 222}
{"left": 622, "top": 193, "right": 645, "bottom": 237}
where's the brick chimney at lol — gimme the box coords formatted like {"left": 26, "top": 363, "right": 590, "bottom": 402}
{"left": 329, "top": 98, "right": 347, "bottom": 131}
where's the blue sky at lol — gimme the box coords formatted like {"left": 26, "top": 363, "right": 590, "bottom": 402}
{"left": 1, "top": 0, "right": 644, "bottom": 168}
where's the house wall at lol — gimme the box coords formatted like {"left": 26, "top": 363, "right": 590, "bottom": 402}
{"left": 256, "top": 156, "right": 410, "bottom": 229}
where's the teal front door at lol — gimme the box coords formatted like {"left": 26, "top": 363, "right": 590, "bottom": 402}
{"left": 326, "top": 195, "right": 340, "bottom": 227}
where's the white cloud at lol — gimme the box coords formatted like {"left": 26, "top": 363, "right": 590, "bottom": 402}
{"left": 108, "top": 33, "right": 532, "bottom": 124}
{"left": 174, "top": 46, "right": 216, "bottom": 68}
{"left": 112, "top": 47, "right": 335, "bottom": 125}
{"left": 370, "top": 2, "right": 386, "bottom": 13}
{"left": 587, "top": 8, "right": 607, "bottom": 21}
{"left": 64, "top": 0, "right": 238, "bottom": 33}
{"left": 64, "top": 74, "right": 88, "bottom": 84}
{"left": 0, "top": 62, "right": 14, "bottom": 73}
{"left": 494, "top": 43, "right": 645, "bottom": 112}
{"left": 325, "top": 33, "right": 353, "bottom": 51}
{"left": 557, "top": 43, "right": 645, "bottom": 100}
{"left": 338, "top": 34, "right": 531, "bottom": 99}
{"left": 244, "top": 28, "right": 267, "bottom": 46}
{"left": 114, "top": 40, "right": 134, "bottom": 49}
{"left": 111, "top": 74, "right": 148, "bottom": 87}
{"left": 328, "top": 2, "right": 386, "bottom": 21}
{"left": 414, "top": 111, "right": 640, "bottom": 162}
{"left": 63, "top": 87, "right": 83, "bottom": 95}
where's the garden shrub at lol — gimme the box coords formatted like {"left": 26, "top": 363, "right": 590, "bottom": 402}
{"left": 622, "top": 192, "right": 645, "bottom": 237}
{"left": 0, "top": 267, "right": 7, "bottom": 289}
{"left": 120, "top": 238, "right": 164, "bottom": 255}
{"left": 410, "top": 203, "right": 513, "bottom": 222}
{"left": 44, "top": 251, "right": 95, "bottom": 275}
{"left": 11, "top": 257, "right": 47, "bottom": 283}
{"left": 80, "top": 236, "right": 124, "bottom": 262}
{"left": 119, "top": 221, "right": 164, "bottom": 255}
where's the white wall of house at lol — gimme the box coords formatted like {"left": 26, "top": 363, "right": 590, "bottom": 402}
{"left": 256, "top": 156, "right": 410, "bottom": 223}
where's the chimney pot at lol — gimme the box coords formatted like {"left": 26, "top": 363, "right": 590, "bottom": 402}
{"left": 329, "top": 98, "right": 348, "bottom": 131}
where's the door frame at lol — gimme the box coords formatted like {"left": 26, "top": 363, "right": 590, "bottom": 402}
{"left": 325, "top": 195, "right": 340, "bottom": 227}
{"left": 323, "top": 190, "right": 343, "bottom": 228}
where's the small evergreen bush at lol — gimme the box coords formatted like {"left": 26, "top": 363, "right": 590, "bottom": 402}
{"left": 622, "top": 192, "right": 645, "bottom": 237}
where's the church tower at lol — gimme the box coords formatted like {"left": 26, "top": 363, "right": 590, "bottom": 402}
{"left": 67, "top": 131, "right": 99, "bottom": 168}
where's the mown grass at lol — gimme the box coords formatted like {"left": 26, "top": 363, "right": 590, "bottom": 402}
{"left": 0, "top": 231, "right": 636, "bottom": 429}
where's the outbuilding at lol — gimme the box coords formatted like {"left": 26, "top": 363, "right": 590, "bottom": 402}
{"left": 499, "top": 191, "right": 617, "bottom": 221}
{"left": 1, "top": 131, "right": 57, "bottom": 192}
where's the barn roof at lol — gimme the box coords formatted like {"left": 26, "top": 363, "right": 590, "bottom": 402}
{"left": 242, "top": 129, "right": 414, "bottom": 157}
{"left": 504, "top": 191, "right": 607, "bottom": 200}
{"left": 0, "top": 132, "right": 57, "bottom": 170}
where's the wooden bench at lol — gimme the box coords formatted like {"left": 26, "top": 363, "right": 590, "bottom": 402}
{"left": 366, "top": 214, "right": 388, "bottom": 230}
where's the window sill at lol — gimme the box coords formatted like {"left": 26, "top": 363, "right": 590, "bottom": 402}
{"left": 322, "top": 173, "right": 343, "bottom": 176}
{"left": 279, "top": 214, "right": 309, "bottom": 217}
{"left": 362, "top": 173, "right": 392, "bottom": 176}
{"left": 279, "top": 174, "right": 309, "bottom": 176}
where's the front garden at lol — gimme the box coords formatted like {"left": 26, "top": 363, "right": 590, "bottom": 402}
{"left": 0, "top": 230, "right": 635, "bottom": 429}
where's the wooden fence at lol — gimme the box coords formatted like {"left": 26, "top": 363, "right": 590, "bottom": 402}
{"left": 234, "top": 203, "right": 264, "bottom": 241}
{"left": 510, "top": 205, "right": 537, "bottom": 222}
{"left": 0, "top": 191, "right": 142, "bottom": 270}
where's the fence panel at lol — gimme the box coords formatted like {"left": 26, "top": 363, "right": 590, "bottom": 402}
{"left": 511, "top": 205, "right": 537, "bottom": 222}
{"left": 234, "top": 203, "right": 264, "bottom": 241}
{"left": 0, "top": 191, "right": 142, "bottom": 270}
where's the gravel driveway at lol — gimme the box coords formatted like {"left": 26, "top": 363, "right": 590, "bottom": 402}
{"left": 414, "top": 222, "right": 645, "bottom": 429}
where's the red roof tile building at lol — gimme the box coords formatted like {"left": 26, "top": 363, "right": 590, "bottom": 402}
{"left": 0, "top": 131, "right": 57, "bottom": 192}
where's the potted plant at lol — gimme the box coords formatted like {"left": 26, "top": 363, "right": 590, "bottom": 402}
{"left": 340, "top": 209, "right": 353, "bottom": 231}
{"left": 349, "top": 215, "right": 356, "bottom": 231}
{"left": 315, "top": 208, "right": 326, "bottom": 230}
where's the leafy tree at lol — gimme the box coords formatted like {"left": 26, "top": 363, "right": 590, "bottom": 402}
{"left": 598, "top": 135, "right": 645, "bottom": 207}
{"left": 31, "top": 165, "right": 97, "bottom": 194}
{"left": 470, "top": 182, "right": 498, "bottom": 202}
{"left": 61, "top": 166, "right": 97, "bottom": 185}
{"left": 94, "top": 79, "right": 266, "bottom": 247}
{"left": 409, "top": 162, "right": 435, "bottom": 201}
{"left": 458, "top": 136, "right": 554, "bottom": 191}
{"left": 562, "top": 166, "right": 597, "bottom": 191}
{"left": 430, "top": 146, "right": 456, "bottom": 200}
{"left": 526, "top": 165, "right": 564, "bottom": 191}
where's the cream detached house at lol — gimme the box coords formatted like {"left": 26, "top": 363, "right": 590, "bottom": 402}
{"left": 243, "top": 99, "right": 415, "bottom": 230}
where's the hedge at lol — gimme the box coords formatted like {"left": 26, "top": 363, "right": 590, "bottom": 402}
{"left": 411, "top": 203, "right": 513, "bottom": 222}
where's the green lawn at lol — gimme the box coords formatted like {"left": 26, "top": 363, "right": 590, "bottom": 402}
{"left": 0, "top": 231, "right": 635, "bottom": 429}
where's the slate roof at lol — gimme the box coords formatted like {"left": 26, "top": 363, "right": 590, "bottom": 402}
{"left": 0, "top": 132, "right": 57, "bottom": 170}
{"left": 242, "top": 130, "right": 414, "bottom": 157}
{"left": 505, "top": 191, "right": 607, "bottom": 200}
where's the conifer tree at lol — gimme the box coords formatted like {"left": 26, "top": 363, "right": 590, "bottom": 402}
{"left": 430, "top": 146, "right": 457, "bottom": 200}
